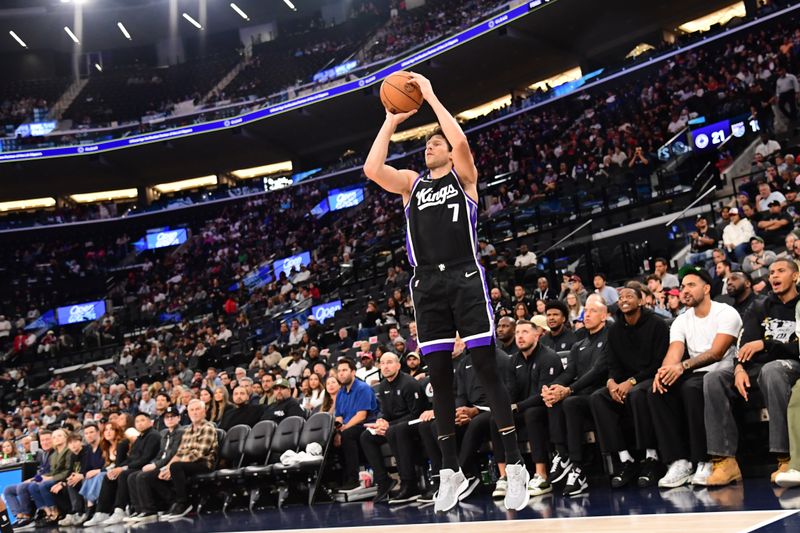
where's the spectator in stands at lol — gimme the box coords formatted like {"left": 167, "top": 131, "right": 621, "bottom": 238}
{"left": 686, "top": 215, "right": 720, "bottom": 267}
{"left": 27, "top": 428, "right": 70, "bottom": 526}
{"left": 541, "top": 300, "right": 578, "bottom": 352}
{"left": 755, "top": 181, "right": 786, "bottom": 211}
{"left": 321, "top": 376, "right": 340, "bottom": 415}
{"left": 754, "top": 132, "right": 782, "bottom": 159}
{"left": 590, "top": 283, "right": 668, "bottom": 490}
{"left": 565, "top": 292, "right": 584, "bottom": 323}
{"left": 95, "top": 412, "right": 161, "bottom": 525}
{"left": 648, "top": 267, "right": 741, "bottom": 488}
{"left": 260, "top": 378, "right": 304, "bottom": 424}
{"left": 220, "top": 386, "right": 262, "bottom": 431}
{"left": 3, "top": 430, "right": 52, "bottom": 528}
{"left": 138, "top": 389, "right": 156, "bottom": 416}
{"left": 705, "top": 259, "right": 800, "bottom": 486}
{"left": 712, "top": 259, "right": 734, "bottom": 298}
{"left": 333, "top": 359, "right": 377, "bottom": 490}
{"left": 288, "top": 319, "right": 306, "bottom": 346}
{"left": 778, "top": 232, "right": 799, "bottom": 260}
{"left": 146, "top": 399, "right": 218, "bottom": 520}
{"left": 743, "top": 236, "right": 777, "bottom": 282}
{"left": 654, "top": 257, "right": 679, "bottom": 289}
{"left": 723, "top": 208, "right": 756, "bottom": 261}
{"left": 539, "top": 295, "right": 609, "bottom": 496}
{"left": 513, "top": 302, "right": 530, "bottom": 321}
{"left": 209, "top": 386, "right": 231, "bottom": 425}
{"left": 723, "top": 270, "right": 759, "bottom": 317}
{"left": 125, "top": 406, "right": 184, "bottom": 524}
{"left": 286, "top": 350, "right": 309, "bottom": 381}
{"left": 361, "top": 352, "right": 426, "bottom": 503}
{"left": 757, "top": 200, "right": 793, "bottom": 247}
{"left": 533, "top": 277, "right": 552, "bottom": 301}
{"left": 593, "top": 273, "right": 619, "bottom": 305}
{"left": 514, "top": 244, "right": 537, "bottom": 272}
{"left": 356, "top": 352, "right": 380, "bottom": 385}
{"left": 499, "top": 319, "right": 562, "bottom": 497}
{"left": 775, "top": 65, "right": 799, "bottom": 121}
{"left": 59, "top": 423, "right": 102, "bottom": 526}
{"left": 492, "top": 256, "right": 514, "bottom": 293}
{"left": 496, "top": 316, "right": 517, "bottom": 356}
{"left": 0, "top": 440, "right": 17, "bottom": 464}
{"left": 511, "top": 284, "right": 533, "bottom": 311}
{"left": 52, "top": 433, "right": 86, "bottom": 523}
{"left": 301, "top": 373, "right": 326, "bottom": 412}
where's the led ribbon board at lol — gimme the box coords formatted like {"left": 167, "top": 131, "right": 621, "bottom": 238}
{"left": 0, "top": 0, "right": 550, "bottom": 163}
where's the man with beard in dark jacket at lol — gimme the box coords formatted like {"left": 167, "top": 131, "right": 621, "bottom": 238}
{"left": 495, "top": 317, "right": 562, "bottom": 498}
{"left": 220, "top": 386, "right": 263, "bottom": 431}
{"left": 261, "top": 378, "right": 305, "bottom": 424}
{"left": 589, "top": 282, "right": 668, "bottom": 491}
{"left": 540, "top": 300, "right": 578, "bottom": 352}
{"left": 537, "top": 294, "right": 609, "bottom": 496}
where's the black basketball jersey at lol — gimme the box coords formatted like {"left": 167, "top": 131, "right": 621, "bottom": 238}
{"left": 404, "top": 169, "right": 479, "bottom": 267}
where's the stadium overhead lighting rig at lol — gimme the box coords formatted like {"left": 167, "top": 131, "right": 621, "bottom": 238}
{"left": 283, "top": 0, "right": 297, "bottom": 11}
{"left": 117, "top": 22, "right": 132, "bottom": 40}
{"left": 9, "top": 31, "right": 27, "bottom": 49}
{"left": 230, "top": 3, "right": 250, "bottom": 21}
{"left": 182, "top": 13, "right": 203, "bottom": 30}
{"left": 64, "top": 26, "right": 80, "bottom": 44}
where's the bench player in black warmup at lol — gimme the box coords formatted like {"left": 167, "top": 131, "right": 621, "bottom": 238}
{"left": 364, "top": 73, "right": 529, "bottom": 512}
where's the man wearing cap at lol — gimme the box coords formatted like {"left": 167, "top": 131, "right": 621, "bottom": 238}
{"left": 589, "top": 282, "right": 669, "bottom": 490}
{"left": 405, "top": 352, "right": 426, "bottom": 380}
{"left": 305, "top": 315, "right": 322, "bottom": 345}
{"left": 723, "top": 207, "right": 755, "bottom": 261}
{"left": 757, "top": 199, "right": 793, "bottom": 247}
{"left": 686, "top": 216, "right": 720, "bottom": 267}
{"left": 361, "top": 352, "right": 427, "bottom": 504}
{"left": 665, "top": 288, "right": 684, "bottom": 317}
{"left": 220, "top": 386, "right": 263, "bottom": 431}
{"left": 356, "top": 351, "right": 381, "bottom": 386}
{"left": 124, "top": 407, "right": 185, "bottom": 524}
{"left": 540, "top": 300, "right": 578, "bottom": 353}
{"left": 704, "top": 259, "right": 800, "bottom": 486}
{"left": 648, "top": 267, "right": 741, "bottom": 489}
{"left": 493, "top": 317, "right": 562, "bottom": 498}
{"left": 743, "top": 236, "right": 777, "bottom": 282}
{"left": 260, "top": 378, "right": 304, "bottom": 425}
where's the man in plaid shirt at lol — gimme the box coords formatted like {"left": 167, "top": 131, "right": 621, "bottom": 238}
{"left": 142, "top": 399, "right": 218, "bottom": 520}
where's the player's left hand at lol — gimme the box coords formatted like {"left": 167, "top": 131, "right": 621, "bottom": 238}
{"left": 407, "top": 73, "right": 434, "bottom": 101}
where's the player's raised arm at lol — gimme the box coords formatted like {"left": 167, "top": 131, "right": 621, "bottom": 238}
{"left": 363, "top": 110, "right": 419, "bottom": 201}
{"left": 407, "top": 72, "right": 478, "bottom": 187}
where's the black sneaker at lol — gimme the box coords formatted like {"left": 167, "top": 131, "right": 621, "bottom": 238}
{"left": 637, "top": 458, "right": 664, "bottom": 488}
{"left": 459, "top": 476, "right": 481, "bottom": 501}
{"left": 562, "top": 466, "right": 589, "bottom": 496}
{"left": 611, "top": 460, "right": 638, "bottom": 489}
{"left": 549, "top": 453, "right": 573, "bottom": 484}
{"left": 373, "top": 479, "right": 397, "bottom": 503}
{"left": 388, "top": 484, "right": 422, "bottom": 504}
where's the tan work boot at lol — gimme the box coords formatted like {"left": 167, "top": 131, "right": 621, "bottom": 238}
{"left": 705, "top": 456, "right": 742, "bottom": 486}
{"left": 771, "top": 456, "right": 790, "bottom": 484}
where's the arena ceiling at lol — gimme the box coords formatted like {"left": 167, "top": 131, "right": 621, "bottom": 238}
{"left": 0, "top": 0, "right": 737, "bottom": 200}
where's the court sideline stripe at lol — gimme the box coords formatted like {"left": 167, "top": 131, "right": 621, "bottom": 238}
{"left": 738, "top": 509, "right": 798, "bottom": 533}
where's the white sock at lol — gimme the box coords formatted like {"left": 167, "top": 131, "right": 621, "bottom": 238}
{"left": 618, "top": 450, "right": 633, "bottom": 463}
{"left": 646, "top": 449, "right": 658, "bottom": 461}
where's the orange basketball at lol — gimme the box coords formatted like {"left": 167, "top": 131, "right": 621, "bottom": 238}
{"left": 380, "top": 71, "right": 423, "bottom": 114}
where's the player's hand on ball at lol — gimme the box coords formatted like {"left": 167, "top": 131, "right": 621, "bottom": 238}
{"left": 407, "top": 73, "right": 434, "bottom": 101}
{"left": 385, "top": 109, "right": 417, "bottom": 126}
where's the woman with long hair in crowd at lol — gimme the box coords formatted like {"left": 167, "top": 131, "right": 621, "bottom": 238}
{"left": 320, "top": 375, "right": 340, "bottom": 415}
{"left": 199, "top": 388, "right": 214, "bottom": 420}
{"left": 565, "top": 291, "right": 584, "bottom": 322}
{"left": 0, "top": 440, "right": 18, "bottom": 464}
{"left": 303, "top": 373, "right": 326, "bottom": 413}
{"left": 514, "top": 302, "right": 530, "bottom": 321}
{"left": 210, "top": 386, "right": 231, "bottom": 424}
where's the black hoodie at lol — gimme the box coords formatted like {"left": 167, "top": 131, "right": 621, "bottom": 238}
{"left": 607, "top": 307, "right": 668, "bottom": 383}
{"left": 741, "top": 292, "right": 800, "bottom": 368}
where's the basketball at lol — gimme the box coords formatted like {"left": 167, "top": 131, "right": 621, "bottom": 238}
{"left": 380, "top": 71, "right": 423, "bottom": 114}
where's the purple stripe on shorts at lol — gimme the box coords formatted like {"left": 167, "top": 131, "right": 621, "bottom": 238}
{"left": 464, "top": 335, "right": 494, "bottom": 349}
{"left": 420, "top": 342, "right": 455, "bottom": 355}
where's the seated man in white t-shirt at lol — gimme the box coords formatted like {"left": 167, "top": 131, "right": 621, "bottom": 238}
{"left": 647, "top": 266, "right": 741, "bottom": 488}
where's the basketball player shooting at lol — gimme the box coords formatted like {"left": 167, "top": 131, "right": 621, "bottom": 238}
{"left": 363, "top": 72, "right": 530, "bottom": 512}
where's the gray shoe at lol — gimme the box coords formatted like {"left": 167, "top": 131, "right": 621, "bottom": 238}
{"left": 505, "top": 462, "right": 531, "bottom": 510}
{"left": 434, "top": 469, "right": 468, "bottom": 513}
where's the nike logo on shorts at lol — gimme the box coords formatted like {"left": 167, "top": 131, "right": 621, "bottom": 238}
{"left": 465, "top": 271, "right": 478, "bottom": 278}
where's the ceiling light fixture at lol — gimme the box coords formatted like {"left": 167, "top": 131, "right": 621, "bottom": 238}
{"left": 182, "top": 12, "right": 203, "bottom": 29}
{"left": 117, "top": 22, "right": 131, "bottom": 40}
{"left": 230, "top": 3, "right": 250, "bottom": 20}
{"left": 9, "top": 31, "right": 27, "bottom": 49}
{"left": 283, "top": 0, "right": 297, "bottom": 11}
{"left": 94, "top": 63, "right": 102, "bottom": 72}
{"left": 64, "top": 26, "right": 80, "bottom": 44}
